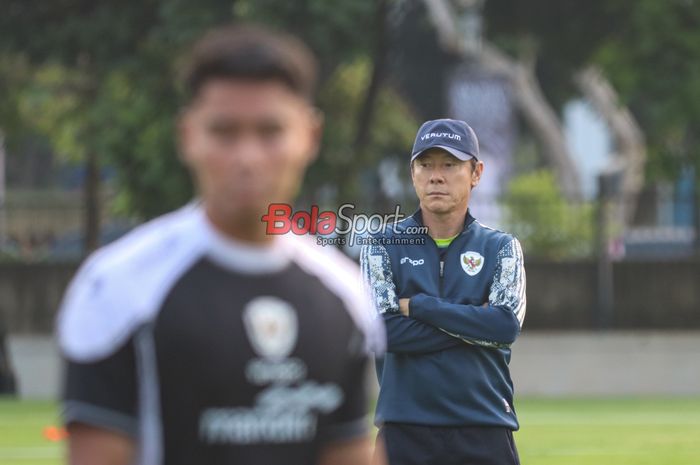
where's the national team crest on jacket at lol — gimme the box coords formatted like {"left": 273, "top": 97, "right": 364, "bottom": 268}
{"left": 460, "top": 251, "right": 484, "bottom": 276}
{"left": 243, "top": 296, "right": 298, "bottom": 361}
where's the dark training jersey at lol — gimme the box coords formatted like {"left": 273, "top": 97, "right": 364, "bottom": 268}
{"left": 57, "top": 204, "right": 384, "bottom": 465}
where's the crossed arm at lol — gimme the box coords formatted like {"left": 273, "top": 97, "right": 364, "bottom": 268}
{"left": 360, "top": 238, "right": 526, "bottom": 353}
{"left": 360, "top": 244, "right": 467, "bottom": 354}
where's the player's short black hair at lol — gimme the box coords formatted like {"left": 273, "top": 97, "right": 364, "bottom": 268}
{"left": 180, "top": 24, "right": 318, "bottom": 102}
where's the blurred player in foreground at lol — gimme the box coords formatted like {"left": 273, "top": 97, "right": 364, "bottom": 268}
{"left": 56, "top": 24, "right": 384, "bottom": 465}
{"left": 362, "top": 119, "right": 526, "bottom": 465}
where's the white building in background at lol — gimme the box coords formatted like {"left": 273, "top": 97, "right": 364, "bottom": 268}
{"left": 563, "top": 99, "right": 612, "bottom": 200}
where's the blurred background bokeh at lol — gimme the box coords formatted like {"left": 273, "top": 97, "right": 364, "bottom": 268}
{"left": 0, "top": 1, "right": 698, "bottom": 464}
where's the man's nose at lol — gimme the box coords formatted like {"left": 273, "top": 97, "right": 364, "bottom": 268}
{"left": 429, "top": 170, "right": 445, "bottom": 183}
{"left": 231, "top": 136, "right": 266, "bottom": 170}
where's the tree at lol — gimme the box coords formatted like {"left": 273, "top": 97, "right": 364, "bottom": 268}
{"left": 0, "top": 54, "right": 31, "bottom": 233}
{"left": 503, "top": 170, "right": 594, "bottom": 259}
{"left": 0, "top": 1, "right": 238, "bottom": 238}
{"left": 387, "top": 0, "right": 699, "bottom": 256}
{"left": 574, "top": 66, "right": 646, "bottom": 225}
{"left": 1, "top": 0, "right": 421, "bottom": 229}
{"left": 593, "top": 0, "right": 700, "bottom": 180}
{"left": 236, "top": 0, "right": 417, "bottom": 212}
{"left": 306, "top": 57, "right": 418, "bottom": 211}
{"left": 486, "top": 0, "right": 654, "bottom": 226}
{"left": 1, "top": 1, "right": 167, "bottom": 251}
{"left": 593, "top": 0, "right": 700, "bottom": 251}
{"left": 422, "top": 0, "right": 585, "bottom": 200}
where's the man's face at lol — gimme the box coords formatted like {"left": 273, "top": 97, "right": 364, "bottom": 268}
{"left": 411, "top": 148, "right": 483, "bottom": 215}
{"left": 179, "top": 79, "right": 321, "bottom": 221}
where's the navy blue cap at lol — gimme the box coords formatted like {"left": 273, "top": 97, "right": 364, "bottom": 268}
{"left": 410, "top": 119, "right": 479, "bottom": 162}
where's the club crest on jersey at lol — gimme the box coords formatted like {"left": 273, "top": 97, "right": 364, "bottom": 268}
{"left": 460, "top": 251, "right": 484, "bottom": 276}
{"left": 242, "top": 296, "right": 298, "bottom": 361}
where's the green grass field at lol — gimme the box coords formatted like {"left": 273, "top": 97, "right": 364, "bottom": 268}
{"left": 1, "top": 397, "right": 699, "bottom": 464}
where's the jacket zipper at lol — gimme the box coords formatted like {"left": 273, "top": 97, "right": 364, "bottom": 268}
{"left": 420, "top": 211, "right": 474, "bottom": 301}
{"left": 438, "top": 231, "right": 467, "bottom": 298}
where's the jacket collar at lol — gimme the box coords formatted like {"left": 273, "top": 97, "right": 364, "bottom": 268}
{"left": 409, "top": 208, "right": 476, "bottom": 232}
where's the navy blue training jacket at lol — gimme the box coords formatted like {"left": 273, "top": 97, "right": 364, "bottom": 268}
{"left": 360, "top": 209, "right": 526, "bottom": 429}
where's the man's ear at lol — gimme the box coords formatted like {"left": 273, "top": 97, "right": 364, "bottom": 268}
{"left": 471, "top": 160, "right": 484, "bottom": 188}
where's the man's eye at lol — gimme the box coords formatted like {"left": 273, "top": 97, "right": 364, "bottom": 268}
{"left": 259, "top": 123, "right": 283, "bottom": 138}
{"left": 209, "top": 123, "right": 238, "bottom": 138}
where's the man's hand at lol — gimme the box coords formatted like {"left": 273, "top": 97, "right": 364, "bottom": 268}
{"left": 399, "top": 298, "right": 410, "bottom": 316}
{"left": 68, "top": 423, "right": 135, "bottom": 465}
{"left": 318, "top": 435, "right": 381, "bottom": 465}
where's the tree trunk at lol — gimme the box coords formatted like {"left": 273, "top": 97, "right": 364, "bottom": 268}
{"left": 0, "top": 130, "right": 6, "bottom": 244}
{"left": 354, "top": 0, "right": 389, "bottom": 158}
{"left": 83, "top": 150, "right": 100, "bottom": 255}
{"left": 77, "top": 54, "right": 101, "bottom": 256}
{"left": 480, "top": 44, "right": 582, "bottom": 200}
{"left": 339, "top": 0, "right": 390, "bottom": 205}
{"left": 693, "top": 163, "right": 700, "bottom": 256}
{"left": 575, "top": 66, "right": 646, "bottom": 226}
{"left": 422, "top": 0, "right": 583, "bottom": 200}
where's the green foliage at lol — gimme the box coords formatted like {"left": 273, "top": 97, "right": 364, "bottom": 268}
{"left": 304, "top": 58, "right": 418, "bottom": 208}
{"left": 96, "top": 69, "right": 193, "bottom": 218}
{"left": 12, "top": 59, "right": 193, "bottom": 218}
{"left": 502, "top": 170, "right": 594, "bottom": 259}
{"left": 318, "top": 58, "right": 417, "bottom": 166}
{"left": 0, "top": 0, "right": 235, "bottom": 219}
{"left": 18, "top": 65, "right": 88, "bottom": 162}
{"left": 1, "top": 0, "right": 416, "bottom": 219}
{"left": 485, "top": 0, "right": 700, "bottom": 180}
{"left": 484, "top": 0, "right": 629, "bottom": 107}
{"left": 0, "top": 55, "right": 32, "bottom": 147}
{"left": 235, "top": 0, "right": 375, "bottom": 77}
{"left": 594, "top": 0, "right": 700, "bottom": 179}
{"left": 3, "top": 0, "right": 699, "bottom": 222}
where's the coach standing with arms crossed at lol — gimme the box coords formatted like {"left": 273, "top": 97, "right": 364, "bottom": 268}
{"left": 361, "top": 119, "right": 526, "bottom": 465}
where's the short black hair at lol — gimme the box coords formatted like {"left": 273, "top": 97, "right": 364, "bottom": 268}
{"left": 180, "top": 24, "right": 318, "bottom": 102}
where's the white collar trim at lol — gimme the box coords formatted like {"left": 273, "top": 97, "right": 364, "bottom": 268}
{"left": 195, "top": 207, "right": 292, "bottom": 274}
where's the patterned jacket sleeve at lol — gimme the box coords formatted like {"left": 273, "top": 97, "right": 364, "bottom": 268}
{"left": 488, "top": 237, "right": 527, "bottom": 328}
